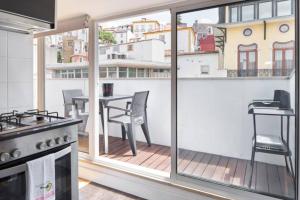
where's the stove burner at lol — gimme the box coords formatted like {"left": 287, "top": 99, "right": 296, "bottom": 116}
{"left": 0, "top": 109, "right": 62, "bottom": 133}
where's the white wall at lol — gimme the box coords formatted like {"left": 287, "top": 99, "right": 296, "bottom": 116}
{"left": 177, "top": 78, "right": 293, "bottom": 165}
{"left": 0, "top": 31, "right": 33, "bottom": 113}
{"left": 165, "top": 53, "right": 227, "bottom": 78}
{"left": 45, "top": 77, "right": 295, "bottom": 165}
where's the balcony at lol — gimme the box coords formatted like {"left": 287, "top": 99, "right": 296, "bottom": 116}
{"left": 45, "top": 73, "right": 295, "bottom": 200}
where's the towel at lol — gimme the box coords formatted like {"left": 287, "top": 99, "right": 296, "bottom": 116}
{"left": 27, "top": 154, "right": 56, "bottom": 200}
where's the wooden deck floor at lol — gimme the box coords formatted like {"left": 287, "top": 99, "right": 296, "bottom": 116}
{"left": 78, "top": 135, "right": 295, "bottom": 200}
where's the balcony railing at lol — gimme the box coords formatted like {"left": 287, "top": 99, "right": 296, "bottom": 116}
{"left": 228, "top": 68, "right": 294, "bottom": 77}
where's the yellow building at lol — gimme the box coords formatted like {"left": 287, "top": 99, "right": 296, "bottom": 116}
{"left": 144, "top": 27, "right": 195, "bottom": 54}
{"left": 132, "top": 18, "right": 160, "bottom": 40}
{"left": 220, "top": 0, "right": 295, "bottom": 77}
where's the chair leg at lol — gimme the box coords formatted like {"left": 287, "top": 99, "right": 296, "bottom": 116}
{"left": 99, "top": 102, "right": 104, "bottom": 133}
{"left": 285, "top": 156, "right": 290, "bottom": 173}
{"left": 121, "top": 125, "right": 126, "bottom": 141}
{"left": 141, "top": 113, "right": 151, "bottom": 146}
{"left": 126, "top": 124, "right": 137, "bottom": 156}
{"left": 287, "top": 155, "right": 295, "bottom": 178}
{"left": 249, "top": 148, "right": 255, "bottom": 188}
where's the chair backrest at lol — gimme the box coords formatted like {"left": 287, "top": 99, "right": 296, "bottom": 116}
{"left": 273, "top": 90, "right": 291, "bottom": 109}
{"left": 131, "top": 91, "right": 149, "bottom": 118}
{"left": 62, "top": 89, "right": 84, "bottom": 117}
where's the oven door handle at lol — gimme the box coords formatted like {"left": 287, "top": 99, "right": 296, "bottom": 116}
{"left": 0, "top": 146, "right": 71, "bottom": 179}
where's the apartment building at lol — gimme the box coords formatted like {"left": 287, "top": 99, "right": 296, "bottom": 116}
{"left": 219, "top": 0, "right": 295, "bottom": 77}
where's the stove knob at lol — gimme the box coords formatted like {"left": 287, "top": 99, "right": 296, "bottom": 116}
{"left": 37, "top": 142, "right": 47, "bottom": 150}
{"left": 55, "top": 137, "right": 63, "bottom": 145}
{"left": 47, "top": 139, "right": 55, "bottom": 147}
{"left": 0, "top": 152, "right": 10, "bottom": 162}
{"left": 11, "top": 149, "right": 21, "bottom": 158}
{"left": 64, "top": 136, "right": 71, "bottom": 143}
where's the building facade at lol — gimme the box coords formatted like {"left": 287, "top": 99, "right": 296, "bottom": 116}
{"left": 220, "top": 0, "right": 295, "bottom": 77}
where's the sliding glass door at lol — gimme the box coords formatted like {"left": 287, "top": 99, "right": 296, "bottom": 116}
{"left": 172, "top": 0, "right": 297, "bottom": 199}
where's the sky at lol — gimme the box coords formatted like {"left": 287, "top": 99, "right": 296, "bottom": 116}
{"left": 99, "top": 8, "right": 219, "bottom": 28}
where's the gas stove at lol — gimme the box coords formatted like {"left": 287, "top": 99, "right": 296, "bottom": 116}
{"left": 0, "top": 109, "right": 73, "bottom": 135}
{"left": 0, "top": 109, "right": 81, "bottom": 200}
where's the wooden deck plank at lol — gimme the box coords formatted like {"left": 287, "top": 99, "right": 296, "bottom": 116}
{"left": 148, "top": 148, "right": 170, "bottom": 169}
{"left": 232, "top": 159, "right": 247, "bottom": 187}
{"left": 267, "top": 164, "right": 283, "bottom": 196}
{"left": 255, "top": 162, "right": 269, "bottom": 193}
{"left": 192, "top": 153, "right": 212, "bottom": 177}
{"left": 79, "top": 135, "right": 294, "bottom": 199}
{"left": 202, "top": 155, "right": 221, "bottom": 180}
{"left": 183, "top": 152, "right": 205, "bottom": 175}
{"left": 278, "top": 165, "right": 295, "bottom": 199}
{"left": 140, "top": 147, "right": 170, "bottom": 168}
{"left": 211, "top": 156, "right": 229, "bottom": 182}
{"left": 128, "top": 144, "right": 164, "bottom": 165}
{"left": 223, "top": 158, "right": 238, "bottom": 184}
{"left": 178, "top": 150, "right": 197, "bottom": 172}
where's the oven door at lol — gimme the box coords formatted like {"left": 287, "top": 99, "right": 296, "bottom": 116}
{"left": 0, "top": 143, "right": 78, "bottom": 200}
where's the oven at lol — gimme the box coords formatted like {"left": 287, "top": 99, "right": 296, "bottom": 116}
{"left": 0, "top": 122, "right": 79, "bottom": 200}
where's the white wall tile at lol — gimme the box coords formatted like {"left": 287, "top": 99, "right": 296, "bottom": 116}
{"left": 7, "top": 32, "right": 33, "bottom": 59}
{"left": 7, "top": 82, "right": 33, "bottom": 109}
{"left": 0, "top": 83, "right": 7, "bottom": 109}
{"left": 8, "top": 58, "right": 33, "bottom": 82}
{"left": 0, "top": 30, "right": 7, "bottom": 57}
{"left": 0, "top": 57, "right": 7, "bottom": 82}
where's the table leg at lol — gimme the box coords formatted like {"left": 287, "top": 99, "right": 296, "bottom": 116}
{"left": 103, "top": 104, "right": 109, "bottom": 154}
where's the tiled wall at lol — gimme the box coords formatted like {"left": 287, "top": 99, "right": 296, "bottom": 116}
{"left": 0, "top": 30, "right": 33, "bottom": 113}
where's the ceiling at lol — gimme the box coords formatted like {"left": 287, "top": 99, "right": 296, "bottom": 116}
{"left": 56, "top": 0, "right": 185, "bottom": 21}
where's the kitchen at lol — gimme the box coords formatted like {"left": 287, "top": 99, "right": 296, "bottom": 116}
{"left": 0, "top": 0, "right": 300, "bottom": 200}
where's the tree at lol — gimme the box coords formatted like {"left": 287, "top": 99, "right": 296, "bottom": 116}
{"left": 99, "top": 31, "right": 116, "bottom": 44}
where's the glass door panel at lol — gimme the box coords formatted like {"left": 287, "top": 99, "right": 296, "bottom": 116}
{"left": 176, "top": 1, "right": 296, "bottom": 199}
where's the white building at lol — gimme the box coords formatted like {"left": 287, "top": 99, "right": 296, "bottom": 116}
{"left": 144, "top": 27, "right": 195, "bottom": 54}
{"left": 104, "top": 25, "right": 134, "bottom": 44}
{"left": 165, "top": 51, "right": 226, "bottom": 78}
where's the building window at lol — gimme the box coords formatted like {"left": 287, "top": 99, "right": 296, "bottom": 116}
{"left": 68, "top": 69, "right": 75, "bottom": 78}
{"left": 82, "top": 69, "right": 88, "bottom": 78}
{"left": 119, "top": 67, "right": 128, "bottom": 78}
{"left": 137, "top": 68, "right": 145, "bottom": 77}
{"left": 127, "top": 44, "right": 133, "bottom": 51}
{"left": 61, "top": 70, "right": 67, "bottom": 78}
{"left": 141, "top": 25, "right": 145, "bottom": 32}
{"left": 108, "top": 67, "right": 117, "bottom": 78}
{"left": 201, "top": 65, "right": 210, "bottom": 74}
{"left": 67, "top": 41, "right": 73, "bottom": 47}
{"left": 75, "top": 69, "right": 81, "bottom": 78}
{"left": 241, "top": 4, "right": 255, "bottom": 21}
{"left": 276, "top": 0, "right": 292, "bottom": 16}
{"left": 238, "top": 44, "right": 258, "bottom": 77}
{"left": 100, "top": 47, "right": 107, "bottom": 55}
{"left": 128, "top": 68, "right": 137, "bottom": 78}
{"left": 259, "top": 1, "right": 273, "bottom": 19}
{"left": 273, "top": 41, "right": 294, "bottom": 76}
{"left": 230, "top": 6, "right": 239, "bottom": 22}
{"left": 145, "top": 69, "right": 150, "bottom": 77}
{"left": 100, "top": 67, "right": 107, "bottom": 78}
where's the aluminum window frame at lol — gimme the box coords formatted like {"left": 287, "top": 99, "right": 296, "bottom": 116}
{"left": 241, "top": 3, "right": 256, "bottom": 22}
{"left": 275, "top": 0, "right": 293, "bottom": 17}
{"left": 258, "top": 0, "right": 274, "bottom": 19}
{"left": 170, "top": 0, "right": 299, "bottom": 200}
